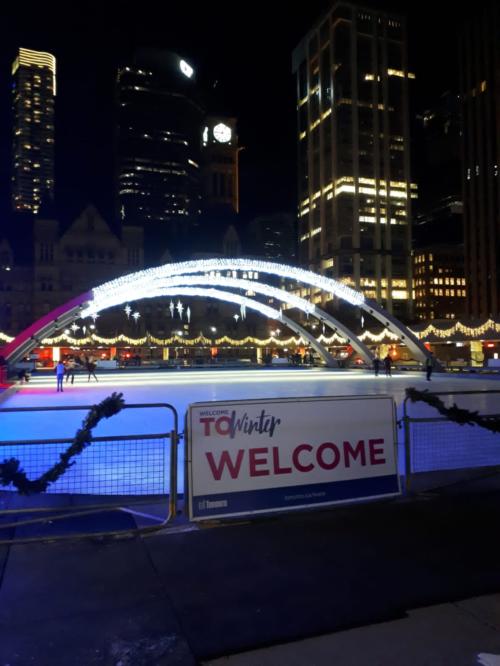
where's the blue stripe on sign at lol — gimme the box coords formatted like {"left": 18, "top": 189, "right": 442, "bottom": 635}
{"left": 192, "top": 475, "right": 400, "bottom": 518}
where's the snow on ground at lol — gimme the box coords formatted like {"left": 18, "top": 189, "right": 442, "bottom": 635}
{"left": 1, "top": 368, "right": 499, "bottom": 495}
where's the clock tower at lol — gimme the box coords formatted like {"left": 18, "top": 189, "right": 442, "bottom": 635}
{"left": 201, "top": 116, "right": 239, "bottom": 213}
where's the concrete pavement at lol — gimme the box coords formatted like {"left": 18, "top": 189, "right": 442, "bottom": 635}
{"left": 204, "top": 596, "right": 500, "bottom": 666}
{"left": 2, "top": 482, "right": 500, "bottom": 664}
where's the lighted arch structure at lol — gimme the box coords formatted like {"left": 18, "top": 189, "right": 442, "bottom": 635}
{"left": 1, "top": 258, "right": 431, "bottom": 367}
{"left": 85, "top": 274, "right": 374, "bottom": 364}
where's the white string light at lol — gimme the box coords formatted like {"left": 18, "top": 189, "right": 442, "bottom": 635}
{"left": 140, "top": 287, "right": 282, "bottom": 321}
{"left": 82, "top": 274, "right": 318, "bottom": 319}
{"left": 84, "top": 258, "right": 365, "bottom": 317}
{"left": 4, "top": 322, "right": 500, "bottom": 349}
{"left": 358, "top": 329, "right": 399, "bottom": 342}
{"left": 23, "top": 318, "right": 500, "bottom": 349}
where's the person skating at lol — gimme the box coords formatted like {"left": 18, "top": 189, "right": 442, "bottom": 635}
{"left": 86, "top": 357, "right": 98, "bottom": 382}
{"left": 55, "top": 360, "right": 65, "bottom": 392}
{"left": 65, "top": 357, "right": 76, "bottom": 384}
{"left": 425, "top": 352, "right": 435, "bottom": 381}
{"left": 383, "top": 354, "right": 392, "bottom": 377}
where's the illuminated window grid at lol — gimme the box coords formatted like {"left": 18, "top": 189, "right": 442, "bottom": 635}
{"left": 301, "top": 178, "right": 417, "bottom": 208}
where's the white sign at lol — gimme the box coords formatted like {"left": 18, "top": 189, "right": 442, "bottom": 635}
{"left": 187, "top": 395, "right": 400, "bottom": 520}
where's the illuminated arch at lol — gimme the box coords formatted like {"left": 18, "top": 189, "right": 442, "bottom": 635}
{"left": 82, "top": 274, "right": 373, "bottom": 364}
{"left": 1, "top": 292, "right": 91, "bottom": 367}
{"left": 121, "top": 286, "right": 339, "bottom": 367}
{"left": 86, "top": 258, "right": 429, "bottom": 362}
{"left": 1, "top": 258, "right": 430, "bottom": 366}
{"left": 1, "top": 288, "right": 338, "bottom": 367}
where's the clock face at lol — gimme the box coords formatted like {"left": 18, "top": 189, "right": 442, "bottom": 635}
{"left": 179, "top": 59, "right": 194, "bottom": 79}
{"left": 213, "top": 123, "right": 231, "bottom": 143}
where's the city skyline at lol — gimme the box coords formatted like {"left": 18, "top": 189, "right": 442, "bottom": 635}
{"left": 0, "top": 1, "right": 462, "bottom": 226}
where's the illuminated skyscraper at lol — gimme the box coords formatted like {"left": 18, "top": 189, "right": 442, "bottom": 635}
{"left": 12, "top": 47, "right": 56, "bottom": 214}
{"left": 116, "top": 49, "right": 204, "bottom": 259}
{"left": 292, "top": 3, "right": 416, "bottom": 319}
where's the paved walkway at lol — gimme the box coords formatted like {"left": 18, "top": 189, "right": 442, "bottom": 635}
{"left": 2, "top": 480, "right": 500, "bottom": 664}
{"left": 204, "top": 597, "right": 500, "bottom": 666}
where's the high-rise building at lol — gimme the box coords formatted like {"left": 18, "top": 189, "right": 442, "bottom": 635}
{"left": 115, "top": 49, "right": 205, "bottom": 260}
{"left": 412, "top": 92, "right": 464, "bottom": 323}
{"left": 459, "top": 2, "right": 500, "bottom": 318}
{"left": 292, "top": 2, "right": 416, "bottom": 320}
{"left": 415, "top": 91, "right": 462, "bottom": 216}
{"left": 413, "top": 245, "right": 467, "bottom": 321}
{"left": 11, "top": 48, "right": 56, "bottom": 214}
{"left": 247, "top": 213, "right": 297, "bottom": 261}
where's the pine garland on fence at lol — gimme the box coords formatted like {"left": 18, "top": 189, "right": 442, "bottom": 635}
{"left": 0, "top": 392, "right": 125, "bottom": 495}
{"left": 405, "top": 387, "right": 500, "bottom": 434}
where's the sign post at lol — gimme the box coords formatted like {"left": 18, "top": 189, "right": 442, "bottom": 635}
{"left": 187, "top": 395, "right": 400, "bottom": 521}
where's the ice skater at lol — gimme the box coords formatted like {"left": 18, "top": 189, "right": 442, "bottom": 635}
{"left": 55, "top": 360, "right": 65, "bottom": 392}
{"left": 86, "top": 358, "right": 98, "bottom": 382}
{"left": 17, "top": 369, "right": 30, "bottom": 383}
{"left": 65, "top": 357, "right": 76, "bottom": 384}
{"left": 425, "top": 352, "right": 435, "bottom": 381}
{"left": 383, "top": 354, "right": 392, "bottom": 377}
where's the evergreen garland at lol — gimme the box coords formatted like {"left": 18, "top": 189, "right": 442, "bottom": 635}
{"left": 405, "top": 387, "right": 500, "bottom": 433}
{"left": 0, "top": 392, "right": 125, "bottom": 495}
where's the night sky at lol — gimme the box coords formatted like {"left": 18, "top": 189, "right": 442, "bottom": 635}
{"left": 0, "top": 1, "right": 462, "bottom": 228}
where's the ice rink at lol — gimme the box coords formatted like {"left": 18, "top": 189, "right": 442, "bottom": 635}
{"left": 1, "top": 367, "right": 499, "bottom": 495}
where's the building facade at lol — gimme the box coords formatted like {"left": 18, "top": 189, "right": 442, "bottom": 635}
{"left": 247, "top": 213, "right": 297, "bottom": 261}
{"left": 11, "top": 48, "right": 56, "bottom": 214}
{"left": 0, "top": 206, "right": 143, "bottom": 335}
{"left": 201, "top": 116, "right": 239, "bottom": 213}
{"left": 413, "top": 245, "right": 467, "bottom": 321}
{"left": 115, "top": 50, "right": 205, "bottom": 260}
{"left": 292, "top": 2, "right": 416, "bottom": 320}
{"left": 459, "top": 2, "right": 500, "bottom": 318}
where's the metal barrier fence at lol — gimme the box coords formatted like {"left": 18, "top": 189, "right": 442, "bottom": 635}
{"left": 3, "top": 390, "right": 500, "bottom": 542}
{"left": 0, "top": 403, "right": 180, "bottom": 544}
{"left": 401, "top": 390, "right": 500, "bottom": 493}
